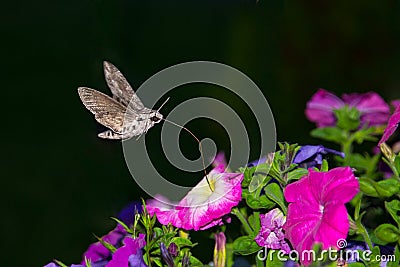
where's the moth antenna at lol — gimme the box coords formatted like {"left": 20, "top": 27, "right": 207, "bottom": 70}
{"left": 157, "top": 97, "right": 170, "bottom": 112}
{"left": 162, "top": 118, "right": 213, "bottom": 192}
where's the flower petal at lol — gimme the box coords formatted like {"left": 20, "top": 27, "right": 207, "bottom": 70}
{"left": 305, "top": 89, "right": 344, "bottom": 127}
{"left": 379, "top": 105, "right": 400, "bottom": 145}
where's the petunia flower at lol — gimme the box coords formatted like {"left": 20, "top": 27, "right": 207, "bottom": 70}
{"left": 106, "top": 234, "right": 147, "bottom": 267}
{"left": 305, "top": 89, "right": 389, "bottom": 128}
{"left": 146, "top": 195, "right": 183, "bottom": 228}
{"left": 147, "top": 165, "right": 243, "bottom": 231}
{"left": 293, "top": 145, "right": 345, "bottom": 168}
{"left": 43, "top": 262, "right": 106, "bottom": 267}
{"left": 283, "top": 167, "right": 359, "bottom": 266}
{"left": 212, "top": 151, "right": 228, "bottom": 169}
{"left": 378, "top": 105, "right": 400, "bottom": 146}
{"left": 391, "top": 100, "right": 400, "bottom": 109}
{"left": 82, "top": 202, "right": 141, "bottom": 265}
{"left": 255, "top": 208, "right": 291, "bottom": 253}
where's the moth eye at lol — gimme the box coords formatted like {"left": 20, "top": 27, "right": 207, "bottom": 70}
{"left": 150, "top": 116, "right": 160, "bottom": 122}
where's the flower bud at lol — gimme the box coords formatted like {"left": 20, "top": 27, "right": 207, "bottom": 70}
{"left": 213, "top": 232, "right": 226, "bottom": 267}
{"left": 160, "top": 242, "right": 175, "bottom": 267}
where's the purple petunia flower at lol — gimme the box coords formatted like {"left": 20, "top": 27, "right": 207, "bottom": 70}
{"left": 293, "top": 145, "right": 345, "bottom": 168}
{"left": 106, "top": 234, "right": 147, "bottom": 267}
{"left": 255, "top": 208, "right": 291, "bottom": 254}
{"left": 43, "top": 262, "right": 107, "bottom": 267}
{"left": 378, "top": 105, "right": 400, "bottom": 146}
{"left": 305, "top": 89, "right": 390, "bottom": 128}
{"left": 81, "top": 202, "right": 141, "bottom": 265}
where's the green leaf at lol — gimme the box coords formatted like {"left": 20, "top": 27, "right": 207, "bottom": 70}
{"left": 359, "top": 178, "right": 400, "bottom": 198}
{"left": 310, "top": 127, "right": 347, "bottom": 143}
{"left": 189, "top": 255, "right": 203, "bottom": 266}
{"left": 320, "top": 159, "right": 329, "bottom": 172}
{"left": 110, "top": 217, "right": 133, "bottom": 234}
{"left": 265, "top": 249, "right": 286, "bottom": 266}
{"left": 152, "top": 257, "right": 163, "bottom": 267}
{"left": 53, "top": 260, "right": 68, "bottom": 267}
{"left": 348, "top": 263, "right": 367, "bottom": 266}
{"left": 375, "top": 224, "right": 400, "bottom": 243}
{"left": 386, "top": 200, "right": 400, "bottom": 228}
{"left": 249, "top": 173, "right": 269, "bottom": 193}
{"left": 352, "top": 127, "right": 379, "bottom": 144}
{"left": 363, "top": 246, "right": 382, "bottom": 267}
{"left": 170, "top": 237, "right": 195, "bottom": 248}
{"left": 395, "top": 155, "right": 400, "bottom": 175}
{"left": 245, "top": 193, "right": 275, "bottom": 210}
{"left": 248, "top": 212, "right": 261, "bottom": 234}
{"left": 94, "top": 234, "right": 117, "bottom": 253}
{"left": 387, "top": 245, "right": 400, "bottom": 267}
{"left": 286, "top": 168, "right": 308, "bottom": 182}
{"left": 264, "top": 183, "right": 287, "bottom": 214}
{"left": 232, "top": 236, "right": 261, "bottom": 255}
{"left": 242, "top": 167, "right": 255, "bottom": 187}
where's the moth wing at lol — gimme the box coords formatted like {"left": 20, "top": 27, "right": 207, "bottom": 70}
{"left": 78, "top": 87, "right": 137, "bottom": 133}
{"left": 103, "top": 61, "right": 145, "bottom": 111}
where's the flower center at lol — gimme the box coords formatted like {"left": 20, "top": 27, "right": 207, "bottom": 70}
{"left": 319, "top": 204, "right": 324, "bottom": 214}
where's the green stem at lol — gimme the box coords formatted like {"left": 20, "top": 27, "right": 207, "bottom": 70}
{"left": 146, "top": 223, "right": 152, "bottom": 267}
{"left": 385, "top": 158, "right": 400, "bottom": 180}
{"left": 341, "top": 131, "right": 354, "bottom": 160}
{"left": 359, "top": 223, "right": 373, "bottom": 250}
{"left": 231, "top": 208, "right": 253, "bottom": 235}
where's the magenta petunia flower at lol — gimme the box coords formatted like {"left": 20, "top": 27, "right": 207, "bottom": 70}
{"left": 305, "top": 89, "right": 390, "bottom": 128}
{"left": 106, "top": 234, "right": 147, "bottom": 267}
{"left": 283, "top": 167, "right": 359, "bottom": 266}
{"left": 378, "top": 105, "right": 400, "bottom": 146}
{"left": 81, "top": 224, "right": 126, "bottom": 264}
{"left": 147, "top": 165, "right": 243, "bottom": 231}
{"left": 391, "top": 100, "right": 400, "bottom": 109}
{"left": 255, "top": 208, "right": 291, "bottom": 253}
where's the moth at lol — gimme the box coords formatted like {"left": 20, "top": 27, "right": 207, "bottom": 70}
{"left": 78, "top": 61, "right": 164, "bottom": 140}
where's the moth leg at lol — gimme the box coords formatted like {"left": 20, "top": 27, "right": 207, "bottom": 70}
{"left": 98, "top": 130, "right": 125, "bottom": 140}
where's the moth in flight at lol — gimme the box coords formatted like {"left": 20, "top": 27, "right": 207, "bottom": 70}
{"left": 78, "top": 61, "right": 164, "bottom": 140}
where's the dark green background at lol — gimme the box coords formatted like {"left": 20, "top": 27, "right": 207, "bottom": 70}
{"left": 2, "top": 1, "right": 400, "bottom": 266}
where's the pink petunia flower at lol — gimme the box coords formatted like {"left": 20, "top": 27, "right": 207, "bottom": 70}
{"left": 147, "top": 165, "right": 243, "bottom": 231}
{"left": 146, "top": 195, "right": 183, "bottom": 228}
{"left": 255, "top": 208, "right": 291, "bottom": 253}
{"left": 305, "top": 89, "right": 390, "bottom": 128}
{"left": 379, "top": 105, "right": 400, "bottom": 146}
{"left": 283, "top": 167, "right": 359, "bottom": 266}
{"left": 212, "top": 151, "right": 228, "bottom": 169}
